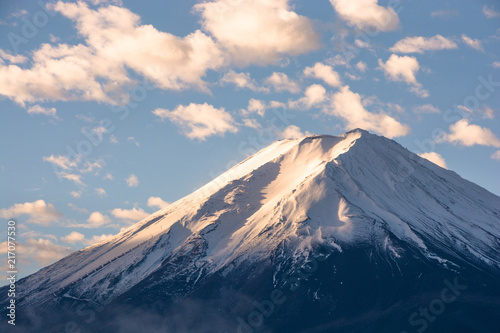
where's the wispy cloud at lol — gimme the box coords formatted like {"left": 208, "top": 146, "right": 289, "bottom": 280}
{"left": 483, "top": 5, "right": 500, "bottom": 19}
{"left": 356, "top": 61, "right": 367, "bottom": 72}
{"left": 60, "top": 172, "right": 85, "bottom": 186}
{"left": 461, "top": 34, "right": 484, "bottom": 51}
{"left": 413, "top": 104, "right": 440, "bottom": 114}
{"left": 0, "top": 49, "right": 27, "bottom": 63}
{"left": 95, "top": 187, "right": 107, "bottom": 197}
{"left": 390, "top": 35, "right": 457, "bottom": 54}
{"left": 43, "top": 155, "right": 77, "bottom": 170}
{"left": 26, "top": 105, "right": 58, "bottom": 118}
{"left": 125, "top": 174, "right": 139, "bottom": 187}
{"left": 220, "top": 70, "right": 268, "bottom": 92}
{"left": 127, "top": 137, "right": 140, "bottom": 147}
{"left": 430, "top": 9, "right": 459, "bottom": 19}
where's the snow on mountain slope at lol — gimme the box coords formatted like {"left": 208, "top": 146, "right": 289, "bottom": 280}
{"left": 15, "top": 129, "right": 500, "bottom": 311}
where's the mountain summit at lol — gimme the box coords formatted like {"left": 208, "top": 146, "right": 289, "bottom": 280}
{"left": 5, "top": 129, "right": 500, "bottom": 333}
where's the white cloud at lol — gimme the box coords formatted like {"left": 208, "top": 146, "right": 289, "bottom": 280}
{"left": 245, "top": 99, "right": 267, "bottom": 117}
{"left": 21, "top": 238, "right": 72, "bottom": 266}
{"left": 378, "top": 54, "right": 428, "bottom": 97}
{"left": 303, "top": 62, "right": 341, "bottom": 87}
{"left": 95, "top": 187, "right": 107, "bottom": 197}
{"left": 61, "top": 230, "right": 113, "bottom": 246}
{"left": 126, "top": 174, "right": 139, "bottom": 187}
{"left": 413, "top": 104, "right": 440, "bottom": 114}
{"left": 27, "top": 104, "right": 58, "bottom": 118}
{"left": 110, "top": 134, "right": 119, "bottom": 144}
{"left": 483, "top": 6, "right": 500, "bottom": 19}
{"left": 326, "top": 85, "right": 410, "bottom": 138}
{"left": 492, "top": 61, "right": 500, "bottom": 69}
{"left": 355, "top": 61, "right": 367, "bottom": 72}
{"left": 194, "top": 0, "right": 320, "bottom": 65}
{"left": 276, "top": 125, "right": 311, "bottom": 139}
{"left": 153, "top": 103, "right": 238, "bottom": 140}
{"left": 378, "top": 55, "right": 419, "bottom": 84}
{"left": 86, "top": 211, "right": 111, "bottom": 228}
{"left": 439, "top": 119, "right": 500, "bottom": 147}
{"left": 265, "top": 72, "right": 300, "bottom": 93}
{"left": 104, "top": 173, "right": 114, "bottom": 180}
{"left": 491, "top": 150, "right": 500, "bottom": 160}
{"left": 242, "top": 99, "right": 286, "bottom": 117}
{"left": 418, "top": 152, "right": 447, "bottom": 168}
{"left": 430, "top": 9, "right": 459, "bottom": 19}
{"left": 329, "top": 0, "right": 400, "bottom": 32}
{"left": 290, "top": 84, "right": 327, "bottom": 109}
{"left": 0, "top": 200, "right": 62, "bottom": 225}
{"left": 461, "top": 34, "right": 484, "bottom": 51}
{"left": 83, "top": 234, "right": 113, "bottom": 246}
{"left": 111, "top": 207, "right": 149, "bottom": 223}
{"left": 220, "top": 70, "right": 268, "bottom": 92}
{"left": 390, "top": 35, "right": 457, "bottom": 54}
{"left": 61, "top": 231, "right": 85, "bottom": 244}
{"left": 303, "top": 84, "right": 327, "bottom": 107}
{"left": 0, "top": 2, "right": 224, "bottom": 106}
{"left": 147, "top": 196, "right": 169, "bottom": 209}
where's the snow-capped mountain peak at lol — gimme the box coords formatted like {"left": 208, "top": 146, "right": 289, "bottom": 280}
{"left": 11, "top": 129, "right": 500, "bottom": 320}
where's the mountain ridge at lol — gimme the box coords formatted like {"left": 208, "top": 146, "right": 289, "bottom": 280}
{"left": 4, "top": 129, "right": 500, "bottom": 332}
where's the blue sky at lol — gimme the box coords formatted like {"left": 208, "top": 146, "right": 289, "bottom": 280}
{"left": 1, "top": 0, "right": 499, "bottom": 280}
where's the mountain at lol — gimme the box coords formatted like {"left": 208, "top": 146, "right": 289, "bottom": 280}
{"left": 4, "top": 129, "right": 500, "bottom": 333}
